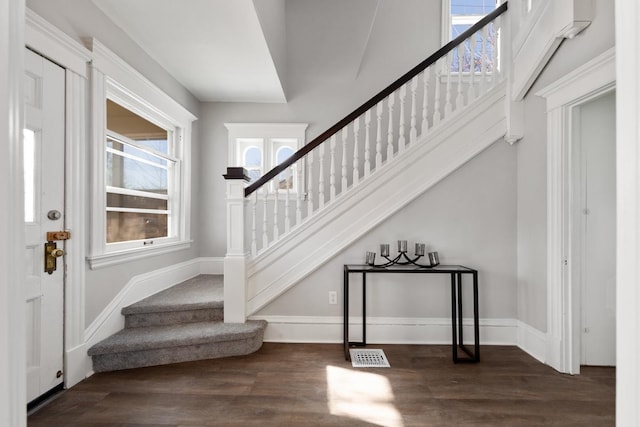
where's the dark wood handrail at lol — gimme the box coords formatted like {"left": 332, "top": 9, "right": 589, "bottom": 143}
{"left": 245, "top": 1, "right": 508, "bottom": 197}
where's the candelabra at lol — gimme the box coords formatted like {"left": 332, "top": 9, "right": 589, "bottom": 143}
{"left": 365, "top": 240, "right": 439, "bottom": 268}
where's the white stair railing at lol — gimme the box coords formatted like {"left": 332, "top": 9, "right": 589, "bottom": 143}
{"left": 223, "top": 3, "right": 508, "bottom": 321}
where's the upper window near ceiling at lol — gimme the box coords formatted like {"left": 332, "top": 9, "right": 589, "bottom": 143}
{"left": 226, "top": 123, "right": 308, "bottom": 194}
{"left": 443, "top": 0, "right": 500, "bottom": 73}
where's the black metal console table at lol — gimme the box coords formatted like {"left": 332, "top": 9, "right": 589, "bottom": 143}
{"left": 343, "top": 264, "right": 479, "bottom": 363}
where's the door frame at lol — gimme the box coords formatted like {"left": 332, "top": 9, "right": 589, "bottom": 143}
{"left": 25, "top": 9, "right": 92, "bottom": 389}
{"left": 536, "top": 47, "right": 616, "bottom": 374}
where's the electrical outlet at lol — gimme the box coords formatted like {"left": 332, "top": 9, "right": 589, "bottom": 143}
{"left": 328, "top": 291, "right": 338, "bottom": 305}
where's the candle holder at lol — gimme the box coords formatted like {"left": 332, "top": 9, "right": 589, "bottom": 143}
{"left": 365, "top": 240, "right": 439, "bottom": 268}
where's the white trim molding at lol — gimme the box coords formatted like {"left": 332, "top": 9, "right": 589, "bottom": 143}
{"left": 536, "top": 47, "right": 615, "bottom": 374}
{"left": 1, "top": 0, "right": 27, "bottom": 424}
{"left": 25, "top": 8, "right": 92, "bottom": 78}
{"left": 615, "top": 0, "right": 640, "bottom": 423}
{"left": 251, "top": 315, "right": 517, "bottom": 345}
{"left": 64, "top": 71, "right": 89, "bottom": 388}
{"left": 516, "top": 320, "right": 546, "bottom": 364}
{"left": 512, "top": 0, "right": 593, "bottom": 100}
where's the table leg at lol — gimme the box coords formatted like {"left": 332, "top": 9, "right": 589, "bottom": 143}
{"left": 473, "top": 270, "right": 480, "bottom": 361}
{"left": 362, "top": 272, "right": 367, "bottom": 346}
{"left": 457, "top": 272, "right": 463, "bottom": 347}
{"left": 450, "top": 273, "right": 458, "bottom": 363}
{"left": 343, "top": 268, "right": 349, "bottom": 361}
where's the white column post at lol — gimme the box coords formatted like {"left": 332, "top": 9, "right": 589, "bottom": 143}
{"left": 223, "top": 167, "right": 250, "bottom": 323}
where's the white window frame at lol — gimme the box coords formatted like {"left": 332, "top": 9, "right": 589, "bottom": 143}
{"left": 88, "top": 40, "right": 196, "bottom": 269}
{"left": 441, "top": 0, "right": 500, "bottom": 75}
{"left": 225, "top": 123, "right": 308, "bottom": 194}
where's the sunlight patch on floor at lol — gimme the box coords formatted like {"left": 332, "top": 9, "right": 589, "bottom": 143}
{"left": 326, "top": 365, "right": 404, "bottom": 427}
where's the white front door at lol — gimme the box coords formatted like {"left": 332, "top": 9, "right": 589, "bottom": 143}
{"left": 24, "top": 48, "right": 65, "bottom": 403}
{"left": 580, "top": 91, "right": 616, "bottom": 367}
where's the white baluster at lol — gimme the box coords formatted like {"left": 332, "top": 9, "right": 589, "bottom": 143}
{"left": 364, "top": 110, "right": 371, "bottom": 177}
{"left": 375, "top": 102, "right": 383, "bottom": 169}
{"left": 273, "top": 178, "right": 279, "bottom": 241}
{"left": 433, "top": 64, "right": 442, "bottom": 126}
{"left": 456, "top": 43, "right": 464, "bottom": 110}
{"left": 444, "top": 53, "right": 453, "bottom": 118}
{"left": 296, "top": 159, "right": 303, "bottom": 225}
{"left": 307, "top": 149, "right": 314, "bottom": 215}
{"left": 398, "top": 84, "right": 407, "bottom": 153}
{"left": 421, "top": 68, "right": 430, "bottom": 136}
{"left": 491, "top": 18, "right": 500, "bottom": 82}
{"left": 352, "top": 117, "right": 360, "bottom": 185}
{"left": 284, "top": 167, "right": 291, "bottom": 233}
{"left": 341, "top": 127, "right": 348, "bottom": 192}
{"left": 410, "top": 76, "right": 418, "bottom": 144}
{"left": 318, "top": 143, "right": 325, "bottom": 209}
{"left": 387, "top": 93, "right": 395, "bottom": 161}
{"left": 330, "top": 134, "right": 336, "bottom": 201}
{"left": 468, "top": 33, "right": 476, "bottom": 102}
{"left": 480, "top": 26, "right": 488, "bottom": 95}
{"left": 251, "top": 192, "right": 257, "bottom": 256}
{"left": 262, "top": 186, "right": 269, "bottom": 250}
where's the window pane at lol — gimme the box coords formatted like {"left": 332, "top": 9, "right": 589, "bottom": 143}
{"left": 107, "top": 211, "right": 168, "bottom": 243}
{"left": 276, "top": 147, "right": 295, "bottom": 190}
{"left": 107, "top": 193, "right": 168, "bottom": 210}
{"left": 244, "top": 146, "right": 262, "bottom": 167}
{"left": 106, "top": 151, "right": 170, "bottom": 194}
{"left": 107, "top": 99, "right": 169, "bottom": 154}
{"left": 23, "top": 129, "right": 36, "bottom": 223}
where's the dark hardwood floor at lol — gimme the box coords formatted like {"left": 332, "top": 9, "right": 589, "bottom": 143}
{"left": 28, "top": 343, "right": 614, "bottom": 426}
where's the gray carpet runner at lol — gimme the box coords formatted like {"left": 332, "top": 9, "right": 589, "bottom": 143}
{"left": 88, "top": 275, "right": 267, "bottom": 372}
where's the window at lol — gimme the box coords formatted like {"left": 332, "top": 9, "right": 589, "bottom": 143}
{"left": 226, "top": 123, "right": 308, "bottom": 193}
{"left": 443, "top": 0, "right": 499, "bottom": 73}
{"left": 88, "top": 40, "right": 196, "bottom": 268}
{"left": 106, "top": 100, "right": 174, "bottom": 244}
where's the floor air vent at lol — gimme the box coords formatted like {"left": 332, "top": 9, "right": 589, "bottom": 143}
{"left": 349, "top": 349, "right": 390, "bottom": 368}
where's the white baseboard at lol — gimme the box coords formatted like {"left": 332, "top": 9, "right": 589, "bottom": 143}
{"left": 199, "top": 257, "right": 224, "bottom": 274}
{"left": 516, "top": 320, "right": 547, "bottom": 364}
{"left": 250, "top": 315, "right": 517, "bottom": 345}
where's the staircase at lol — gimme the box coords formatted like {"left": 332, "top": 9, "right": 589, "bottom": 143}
{"left": 88, "top": 275, "right": 267, "bottom": 372}
{"left": 225, "top": 4, "right": 510, "bottom": 319}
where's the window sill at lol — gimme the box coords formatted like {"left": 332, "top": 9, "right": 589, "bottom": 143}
{"left": 87, "top": 239, "right": 193, "bottom": 269}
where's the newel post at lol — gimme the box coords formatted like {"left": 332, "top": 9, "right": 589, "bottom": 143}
{"left": 223, "top": 167, "right": 250, "bottom": 323}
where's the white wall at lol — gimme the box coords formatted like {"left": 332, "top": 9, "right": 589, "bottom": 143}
{"left": 515, "top": 0, "right": 615, "bottom": 332}
{"left": 258, "top": 141, "right": 517, "bottom": 321}
{"left": 25, "top": 0, "right": 203, "bottom": 326}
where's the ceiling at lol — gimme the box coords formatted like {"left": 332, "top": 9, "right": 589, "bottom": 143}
{"left": 91, "top": 0, "right": 381, "bottom": 104}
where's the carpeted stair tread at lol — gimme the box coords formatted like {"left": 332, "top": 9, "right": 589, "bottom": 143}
{"left": 122, "top": 275, "right": 223, "bottom": 315}
{"left": 88, "top": 320, "right": 267, "bottom": 356}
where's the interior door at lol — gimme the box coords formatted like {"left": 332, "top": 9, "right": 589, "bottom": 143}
{"left": 24, "top": 48, "right": 65, "bottom": 403}
{"left": 580, "top": 91, "right": 616, "bottom": 366}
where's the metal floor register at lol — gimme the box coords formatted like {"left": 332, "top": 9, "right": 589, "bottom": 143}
{"left": 349, "top": 349, "right": 390, "bottom": 368}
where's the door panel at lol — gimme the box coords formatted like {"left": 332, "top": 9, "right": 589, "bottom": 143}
{"left": 24, "top": 48, "right": 65, "bottom": 403}
{"left": 580, "top": 91, "right": 616, "bottom": 366}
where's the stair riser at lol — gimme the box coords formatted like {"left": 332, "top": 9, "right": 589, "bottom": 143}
{"left": 91, "top": 334, "right": 265, "bottom": 372}
{"left": 125, "top": 308, "right": 224, "bottom": 328}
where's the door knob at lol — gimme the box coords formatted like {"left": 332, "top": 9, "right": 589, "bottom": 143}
{"left": 51, "top": 248, "right": 65, "bottom": 258}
